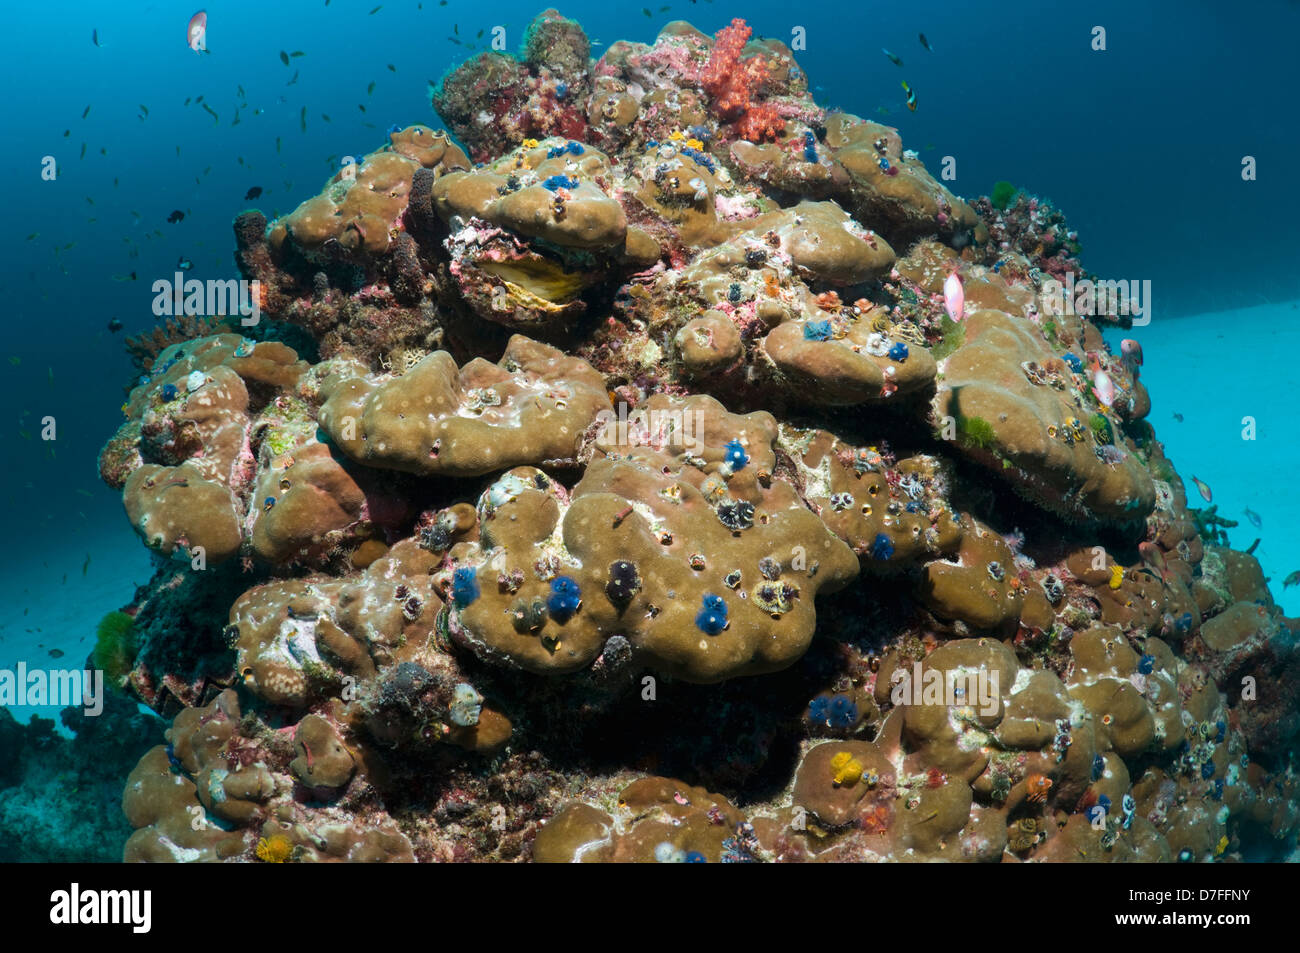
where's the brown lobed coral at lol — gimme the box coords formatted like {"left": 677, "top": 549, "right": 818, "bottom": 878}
{"left": 102, "top": 9, "right": 1299, "bottom": 865}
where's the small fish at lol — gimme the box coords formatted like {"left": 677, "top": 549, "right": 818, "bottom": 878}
{"left": 943, "top": 271, "right": 964, "bottom": 322}
{"left": 387, "top": 63, "right": 397, "bottom": 72}
{"left": 1137, "top": 541, "right": 1166, "bottom": 575}
{"left": 919, "top": 33, "right": 932, "bottom": 51}
{"left": 167, "top": 209, "right": 185, "bottom": 223}
{"left": 107, "top": 318, "right": 123, "bottom": 333}
{"left": 367, "top": 81, "right": 376, "bottom": 95}
{"left": 202, "top": 102, "right": 218, "bottom": 122}
{"left": 49, "top": 648, "right": 64, "bottom": 659}
{"left": 1191, "top": 475, "right": 1212, "bottom": 503}
{"left": 177, "top": 256, "right": 193, "bottom": 270}
{"left": 280, "top": 50, "right": 290, "bottom": 65}
{"left": 1284, "top": 570, "right": 1300, "bottom": 589}
{"left": 187, "top": 10, "right": 207, "bottom": 53}
{"left": 300, "top": 106, "right": 307, "bottom": 132}
{"left": 111, "top": 271, "right": 138, "bottom": 282}
{"left": 287, "top": 69, "right": 300, "bottom": 86}
{"left": 82, "top": 105, "right": 91, "bottom": 119}
{"left": 1093, "top": 369, "right": 1116, "bottom": 408}
{"left": 245, "top": 186, "right": 263, "bottom": 200}
{"left": 1243, "top": 507, "right": 1262, "bottom": 528}
{"left": 370, "top": 4, "right": 382, "bottom": 12}
{"left": 901, "top": 80, "right": 917, "bottom": 111}
{"left": 1172, "top": 412, "right": 1184, "bottom": 423}
{"left": 883, "top": 49, "right": 903, "bottom": 67}
{"left": 82, "top": 554, "right": 91, "bottom": 575}
{"left": 291, "top": 50, "right": 306, "bottom": 58}
{"left": 93, "top": 28, "right": 101, "bottom": 47}
{"left": 643, "top": 7, "right": 651, "bottom": 16}
{"left": 80, "top": 142, "right": 86, "bottom": 159}
{"left": 138, "top": 104, "right": 149, "bottom": 118}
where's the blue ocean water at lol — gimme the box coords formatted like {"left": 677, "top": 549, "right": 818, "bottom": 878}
{"left": 0, "top": 1, "right": 1296, "bottom": 698}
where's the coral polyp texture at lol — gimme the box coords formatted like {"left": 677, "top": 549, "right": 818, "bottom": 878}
{"left": 98, "top": 10, "right": 1299, "bottom": 864}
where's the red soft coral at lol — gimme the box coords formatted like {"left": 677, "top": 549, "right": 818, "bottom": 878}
{"left": 700, "top": 17, "right": 751, "bottom": 106}
{"left": 700, "top": 18, "right": 784, "bottom": 143}
{"left": 734, "top": 103, "right": 785, "bottom": 144}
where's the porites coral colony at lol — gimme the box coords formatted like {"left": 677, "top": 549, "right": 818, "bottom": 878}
{"left": 95, "top": 10, "right": 1300, "bottom": 866}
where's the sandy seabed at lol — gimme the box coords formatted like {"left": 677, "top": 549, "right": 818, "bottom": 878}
{"left": 0, "top": 510, "right": 152, "bottom": 727}
{"left": 1106, "top": 299, "right": 1300, "bottom": 620}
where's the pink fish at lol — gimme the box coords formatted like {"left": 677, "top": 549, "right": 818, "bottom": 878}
{"left": 187, "top": 10, "right": 207, "bottom": 52}
{"left": 1191, "top": 475, "right": 1212, "bottom": 503}
{"left": 1138, "top": 541, "right": 1174, "bottom": 584}
{"left": 1094, "top": 369, "right": 1116, "bottom": 407}
{"left": 1138, "top": 541, "right": 1166, "bottom": 571}
{"left": 943, "top": 271, "right": 964, "bottom": 322}
{"left": 1120, "top": 338, "right": 1143, "bottom": 366}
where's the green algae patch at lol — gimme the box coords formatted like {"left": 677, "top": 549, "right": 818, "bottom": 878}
{"left": 93, "top": 611, "right": 138, "bottom": 690}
